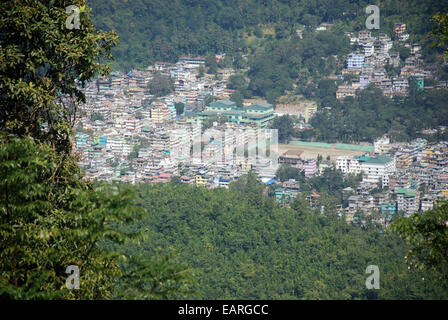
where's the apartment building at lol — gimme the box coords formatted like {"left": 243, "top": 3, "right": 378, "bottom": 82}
{"left": 304, "top": 105, "right": 318, "bottom": 123}
{"left": 393, "top": 23, "right": 406, "bottom": 36}
{"left": 304, "top": 159, "right": 318, "bottom": 177}
{"left": 336, "top": 85, "right": 356, "bottom": 99}
{"left": 347, "top": 53, "right": 365, "bottom": 69}
{"left": 151, "top": 103, "right": 171, "bottom": 125}
{"left": 374, "top": 136, "right": 391, "bottom": 154}
{"left": 362, "top": 43, "right": 375, "bottom": 57}
{"left": 396, "top": 188, "right": 419, "bottom": 216}
{"left": 337, "top": 155, "right": 395, "bottom": 187}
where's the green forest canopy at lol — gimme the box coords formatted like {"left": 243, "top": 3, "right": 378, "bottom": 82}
{"left": 120, "top": 176, "right": 448, "bottom": 299}
{"left": 88, "top": 0, "right": 448, "bottom": 70}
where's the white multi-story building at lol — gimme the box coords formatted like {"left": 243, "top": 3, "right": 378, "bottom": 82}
{"left": 396, "top": 188, "right": 418, "bottom": 216}
{"left": 125, "top": 117, "right": 141, "bottom": 132}
{"left": 337, "top": 155, "right": 396, "bottom": 187}
{"left": 141, "top": 109, "right": 151, "bottom": 119}
{"left": 151, "top": 103, "right": 171, "bottom": 124}
{"left": 107, "top": 136, "right": 124, "bottom": 154}
{"left": 358, "top": 30, "right": 371, "bottom": 41}
{"left": 359, "top": 74, "right": 371, "bottom": 90}
{"left": 347, "top": 53, "right": 365, "bottom": 69}
{"left": 362, "top": 43, "right": 375, "bottom": 57}
{"left": 360, "top": 155, "right": 396, "bottom": 186}
{"left": 374, "top": 136, "right": 390, "bottom": 154}
{"left": 122, "top": 142, "right": 132, "bottom": 157}
{"left": 337, "top": 156, "right": 362, "bottom": 174}
{"left": 304, "top": 159, "right": 318, "bottom": 177}
{"left": 420, "top": 196, "right": 435, "bottom": 212}
{"left": 392, "top": 77, "right": 409, "bottom": 93}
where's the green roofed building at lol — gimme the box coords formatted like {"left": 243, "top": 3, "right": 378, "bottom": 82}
{"left": 396, "top": 188, "right": 418, "bottom": 216}
{"left": 337, "top": 154, "right": 396, "bottom": 187}
{"left": 362, "top": 155, "right": 393, "bottom": 165}
{"left": 240, "top": 102, "right": 275, "bottom": 127}
{"left": 359, "top": 155, "right": 395, "bottom": 186}
{"left": 207, "top": 100, "right": 237, "bottom": 112}
{"left": 358, "top": 156, "right": 371, "bottom": 162}
{"left": 197, "top": 100, "right": 274, "bottom": 127}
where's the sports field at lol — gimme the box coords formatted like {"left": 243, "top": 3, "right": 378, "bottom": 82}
{"left": 278, "top": 141, "right": 373, "bottom": 161}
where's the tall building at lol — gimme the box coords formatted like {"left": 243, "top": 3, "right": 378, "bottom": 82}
{"left": 305, "top": 105, "right": 317, "bottom": 123}
{"left": 396, "top": 188, "right": 418, "bottom": 216}
{"left": 304, "top": 159, "right": 317, "bottom": 177}
{"left": 337, "top": 155, "right": 395, "bottom": 187}
{"left": 347, "top": 53, "right": 365, "bottom": 69}
{"left": 362, "top": 43, "right": 375, "bottom": 57}
{"left": 374, "top": 136, "right": 390, "bottom": 154}
{"left": 151, "top": 103, "right": 171, "bottom": 124}
{"left": 393, "top": 23, "right": 406, "bottom": 36}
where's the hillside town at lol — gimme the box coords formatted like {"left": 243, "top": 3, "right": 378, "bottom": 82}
{"left": 73, "top": 25, "right": 448, "bottom": 227}
{"left": 6, "top": 0, "right": 448, "bottom": 302}
{"left": 336, "top": 24, "right": 447, "bottom": 100}
{"left": 336, "top": 137, "right": 448, "bottom": 223}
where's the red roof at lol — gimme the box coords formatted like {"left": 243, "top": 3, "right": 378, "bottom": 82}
{"left": 159, "top": 173, "right": 172, "bottom": 178}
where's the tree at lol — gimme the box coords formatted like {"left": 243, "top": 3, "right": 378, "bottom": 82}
{"left": 147, "top": 72, "right": 174, "bottom": 97}
{"left": 113, "top": 251, "right": 197, "bottom": 299}
{"left": 148, "top": 72, "right": 174, "bottom": 97}
{"left": 254, "top": 26, "right": 263, "bottom": 38}
{"left": 0, "top": 133, "right": 141, "bottom": 299}
{"left": 170, "top": 176, "right": 182, "bottom": 185}
{"left": 175, "top": 102, "right": 185, "bottom": 115}
{"left": 0, "top": 0, "right": 194, "bottom": 299}
{"left": 275, "top": 164, "right": 302, "bottom": 182}
{"left": 128, "top": 143, "right": 140, "bottom": 160}
{"left": 230, "top": 91, "right": 244, "bottom": 108}
{"left": 301, "top": 14, "right": 320, "bottom": 28}
{"left": 391, "top": 200, "right": 448, "bottom": 277}
{"left": 0, "top": 0, "right": 118, "bottom": 153}
{"left": 393, "top": 44, "right": 410, "bottom": 62}
{"left": 227, "top": 74, "right": 248, "bottom": 92}
{"left": 126, "top": 181, "right": 448, "bottom": 299}
{"left": 206, "top": 53, "right": 218, "bottom": 75}
{"left": 204, "top": 95, "right": 216, "bottom": 106}
{"left": 271, "top": 115, "right": 295, "bottom": 143}
{"left": 197, "top": 66, "right": 205, "bottom": 78}
{"left": 432, "top": 13, "right": 448, "bottom": 59}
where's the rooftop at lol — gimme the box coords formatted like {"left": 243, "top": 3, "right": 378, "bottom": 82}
{"left": 365, "top": 155, "right": 393, "bottom": 164}
{"left": 396, "top": 188, "right": 416, "bottom": 197}
{"left": 209, "top": 100, "right": 237, "bottom": 108}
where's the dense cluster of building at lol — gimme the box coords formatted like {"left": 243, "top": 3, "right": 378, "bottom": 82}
{"left": 336, "top": 136, "right": 448, "bottom": 223}
{"left": 73, "top": 41, "right": 447, "bottom": 225}
{"left": 271, "top": 134, "right": 448, "bottom": 223}
{"left": 337, "top": 24, "right": 445, "bottom": 100}
{"left": 74, "top": 55, "right": 282, "bottom": 187}
{"left": 197, "top": 100, "right": 275, "bottom": 128}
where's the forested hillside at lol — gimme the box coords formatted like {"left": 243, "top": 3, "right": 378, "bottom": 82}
{"left": 88, "top": 0, "right": 448, "bottom": 142}
{"left": 88, "top": 0, "right": 448, "bottom": 70}
{"left": 116, "top": 175, "right": 448, "bottom": 299}
{"left": 2, "top": 0, "right": 448, "bottom": 301}
{"left": 302, "top": 84, "right": 448, "bottom": 143}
